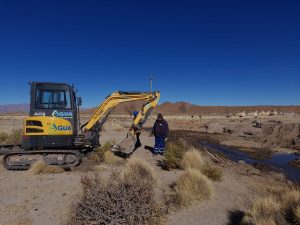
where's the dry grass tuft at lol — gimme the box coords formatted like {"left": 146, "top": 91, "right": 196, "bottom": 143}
{"left": 89, "top": 140, "right": 115, "bottom": 162}
{"left": 280, "top": 188, "right": 300, "bottom": 222}
{"left": 29, "top": 161, "right": 47, "bottom": 174}
{"left": 0, "top": 129, "right": 22, "bottom": 145}
{"left": 103, "top": 151, "right": 122, "bottom": 165}
{"left": 181, "top": 149, "right": 223, "bottom": 181}
{"left": 243, "top": 187, "right": 300, "bottom": 225}
{"left": 43, "top": 165, "right": 65, "bottom": 174}
{"left": 93, "top": 165, "right": 105, "bottom": 172}
{"left": 242, "top": 196, "right": 283, "bottom": 225}
{"left": 201, "top": 165, "right": 223, "bottom": 181}
{"left": 3, "top": 218, "right": 32, "bottom": 225}
{"left": 111, "top": 123, "right": 124, "bottom": 132}
{"left": 294, "top": 205, "right": 300, "bottom": 224}
{"left": 164, "top": 137, "right": 188, "bottom": 170}
{"left": 0, "top": 132, "right": 9, "bottom": 143}
{"left": 175, "top": 168, "right": 213, "bottom": 207}
{"left": 281, "top": 189, "right": 300, "bottom": 210}
{"left": 251, "top": 197, "right": 281, "bottom": 221}
{"left": 181, "top": 149, "right": 204, "bottom": 170}
{"left": 254, "top": 218, "right": 276, "bottom": 225}
{"left": 29, "top": 161, "right": 64, "bottom": 175}
{"left": 67, "top": 172, "right": 165, "bottom": 225}
{"left": 122, "top": 157, "right": 157, "bottom": 185}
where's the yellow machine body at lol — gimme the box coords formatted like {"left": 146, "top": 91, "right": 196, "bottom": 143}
{"left": 23, "top": 116, "right": 73, "bottom": 136}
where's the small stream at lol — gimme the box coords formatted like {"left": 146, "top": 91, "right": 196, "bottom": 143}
{"left": 199, "top": 141, "right": 300, "bottom": 182}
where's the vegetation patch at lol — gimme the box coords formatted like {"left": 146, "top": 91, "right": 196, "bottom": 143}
{"left": 68, "top": 158, "right": 164, "bottom": 225}
{"left": 3, "top": 218, "right": 33, "bottom": 225}
{"left": 241, "top": 190, "right": 300, "bottom": 225}
{"left": 89, "top": 140, "right": 115, "bottom": 162}
{"left": 111, "top": 123, "right": 124, "bottom": 132}
{"left": 181, "top": 148, "right": 204, "bottom": 170}
{"left": 242, "top": 196, "right": 282, "bottom": 225}
{"left": 29, "top": 161, "right": 64, "bottom": 175}
{"left": 103, "top": 151, "right": 123, "bottom": 165}
{"left": 174, "top": 168, "right": 213, "bottom": 207}
{"left": 201, "top": 165, "right": 223, "bottom": 181}
{"left": 181, "top": 149, "right": 223, "bottom": 181}
{"left": 163, "top": 137, "right": 188, "bottom": 170}
{"left": 0, "top": 129, "right": 22, "bottom": 145}
{"left": 122, "top": 157, "right": 157, "bottom": 185}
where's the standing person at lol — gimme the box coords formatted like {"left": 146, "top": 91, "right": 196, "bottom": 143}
{"left": 152, "top": 113, "right": 169, "bottom": 155}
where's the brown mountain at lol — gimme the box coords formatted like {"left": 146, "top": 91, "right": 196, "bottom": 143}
{"left": 82, "top": 101, "right": 300, "bottom": 116}
{"left": 0, "top": 104, "right": 29, "bottom": 114}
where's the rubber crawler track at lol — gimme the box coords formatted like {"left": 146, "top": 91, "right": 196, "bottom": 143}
{"left": 2, "top": 150, "right": 82, "bottom": 170}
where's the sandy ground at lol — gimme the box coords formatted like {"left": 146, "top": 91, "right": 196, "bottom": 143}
{"left": 0, "top": 125, "right": 289, "bottom": 225}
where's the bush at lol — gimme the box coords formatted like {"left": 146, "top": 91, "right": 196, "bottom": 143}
{"left": 164, "top": 138, "right": 187, "bottom": 170}
{"left": 294, "top": 205, "right": 300, "bottom": 224}
{"left": 0, "top": 129, "right": 22, "bottom": 145}
{"left": 175, "top": 168, "right": 213, "bottom": 207}
{"left": 29, "top": 161, "right": 64, "bottom": 175}
{"left": 242, "top": 196, "right": 283, "bottom": 225}
{"left": 68, "top": 172, "right": 164, "bottom": 225}
{"left": 3, "top": 218, "right": 33, "bottom": 225}
{"left": 89, "top": 140, "right": 115, "bottom": 162}
{"left": 122, "top": 157, "right": 156, "bottom": 185}
{"left": 0, "top": 132, "right": 9, "bottom": 143}
{"left": 181, "top": 149, "right": 223, "bottom": 181}
{"left": 281, "top": 189, "right": 300, "bottom": 222}
{"left": 254, "top": 218, "right": 276, "bottom": 225}
{"left": 103, "top": 151, "right": 122, "bottom": 165}
{"left": 181, "top": 149, "right": 204, "bottom": 171}
{"left": 111, "top": 123, "right": 124, "bottom": 132}
{"left": 201, "top": 165, "right": 223, "bottom": 181}
{"left": 251, "top": 197, "right": 281, "bottom": 221}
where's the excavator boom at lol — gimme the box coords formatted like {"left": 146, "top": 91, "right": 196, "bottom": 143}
{"left": 82, "top": 91, "right": 160, "bottom": 132}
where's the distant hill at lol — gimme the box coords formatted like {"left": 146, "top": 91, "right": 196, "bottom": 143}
{"left": 82, "top": 101, "right": 300, "bottom": 116}
{"left": 1, "top": 102, "right": 300, "bottom": 115}
{"left": 0, "top": 104, "right": 29, "bottom": 114}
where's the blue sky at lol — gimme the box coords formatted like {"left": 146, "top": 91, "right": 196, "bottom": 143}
{"left": 0, "top": 0, "right": 299, "bottom": 107}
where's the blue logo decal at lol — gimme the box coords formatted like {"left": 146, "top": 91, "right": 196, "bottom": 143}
{"left": 52, "top": 110, "right": 73, "bottom": 118}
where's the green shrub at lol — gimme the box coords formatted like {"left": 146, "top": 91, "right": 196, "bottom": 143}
{"left": 89, "top": 140, "right": 115, "bottom": 162}
{"left": 164, "top": 138, "right": 188, "bottom": 170}
{"left": 181, "top": 149, "right": 223, "bottom": 181}
{"left": 201, "top": 164, "right": 223, "bottom": 181}
{"left": 0, "top": 129, "right": 22, "bottom": 145}
{"left": 0, "top": 132, "right": 9, "bottom": 143}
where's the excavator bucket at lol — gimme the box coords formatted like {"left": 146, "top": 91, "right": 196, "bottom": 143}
{"left": 111, "top": 132, "right": 138, "bottom": 155}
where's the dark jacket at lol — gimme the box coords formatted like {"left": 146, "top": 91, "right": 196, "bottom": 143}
{"left": 153, "top": 119, "right": 169, "bottom": 137}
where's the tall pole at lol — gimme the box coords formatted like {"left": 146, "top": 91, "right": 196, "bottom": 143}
{"left": 149, "top": 74, "right": 154, "bottom": 121}
{"left": 150, "top": 74, "right": 153, "bottom": 92}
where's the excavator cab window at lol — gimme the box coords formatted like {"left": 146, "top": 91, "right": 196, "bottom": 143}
{"left": 35, "top": 84, "right": 71, "bottom": 109}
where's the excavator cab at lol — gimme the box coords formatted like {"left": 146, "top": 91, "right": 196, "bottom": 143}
{"left": 22, "top": 82, "right": 79, "bottom": 149}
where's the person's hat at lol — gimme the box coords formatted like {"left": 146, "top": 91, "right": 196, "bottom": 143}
{"left": 157, "top": 113, "right": 163, "bottom": 119}
{"left": 133, "top": 111, "right": 139, "bottom": 117}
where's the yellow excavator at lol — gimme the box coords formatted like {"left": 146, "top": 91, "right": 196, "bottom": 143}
{"left": 1, "top": 82, "right": 160, "bottom": 170}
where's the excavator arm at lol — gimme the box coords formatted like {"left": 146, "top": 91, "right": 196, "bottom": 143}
{"left": 80, "top": 91, "right": 160, "bottom": 154}
{"left": 82, "top": 91, "right": 160, "bottom": 132}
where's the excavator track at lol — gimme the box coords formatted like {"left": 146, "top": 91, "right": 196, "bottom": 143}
{"left": 2, "top": 149, "right": 82, "bottom": 170}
